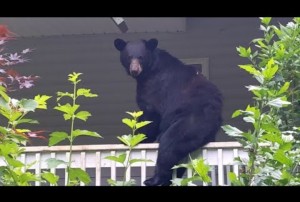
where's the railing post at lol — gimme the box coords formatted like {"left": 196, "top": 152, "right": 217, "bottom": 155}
{"left": 217, "top": 149, "right": 224, "bottom": 186}
{"left": 141, "top": 150, "right": 146, "bottom": 186}
{"left": 80, "top": 152, "right": 86, "bottom": 186}
{"left": 95, "top": 151, "right": 101, "bottom": 186}
{"left": 35, "top": 153, "right": 41, "bottom": 186}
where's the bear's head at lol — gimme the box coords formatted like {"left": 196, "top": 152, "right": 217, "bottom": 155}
{"left": 114, "top": 38, "right": 158, "bottom": 78}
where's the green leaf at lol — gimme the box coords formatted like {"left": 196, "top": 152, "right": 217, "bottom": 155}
{"left": 239, "top": 64, "right": 260, "bottom": 76}
{"left": 243, "top": 116, "right": 255, "bottom": 123}
{"left": 175, "top": 176, "right": 200, "bottom": 186}
{"left": 107, "top": 179, "right": 135, "bottom": 186}
{"left": 16, "top": 119, "right": 39, "bottom": 125}
{"left": 130, "top": 133, "right": 147, "bottom": 146}
{"left": 117, "top": 134, "right": 146, "bottom": 147}
{"left": 0, "top": 142, "right": 21, "bottom": 156}
{"left": 135, "top": 121, "right": 152, "bottom": 130}
{"left": 232, "top": 110, "right": 241, "bottom": 118}
{"left": 273, "top": 26, "right": 282, "bottom": 37}
{"left": 48, "top": 132, "right": 69, "bottom": 146}
{"left": 0, "top": 126, "right": 7, "bottom": 135}
{"left": 277, "top": 82, "right": 290, "bottom": 95}
{"left": 260, "top": 24, "right": 267, "bottom": 32}
{"left": 228, "top": 172, "right": 244, "bottom": 186}
{"left": 46, "top": 158, "right": 68, "bottom": 169}
{"left": 122, "top": 179, "right": 136, "bottom": 186}
{"left": 105, "top": 153, "right": 127, "bottom": 164}
{"left": 63, "top": 114, "right": 72, "bottom": 120}
{"left": 280, "top": 142, "right": 292, "bottom": 151}
{"left": 77, "top": 88, "right": 98, "bottom": 98}
{"left": 245, "top": 105, "right": 260, "bottom": 119}
{"left": 256, "top": 39, "right": 267, "bottom": 48}
{"left": 34, "top": 95, "right": 51, "bottom": 109}
{"left": 107, "top": 179, "right": 118, "bottom": 186}
{"left": 267, "top": 97, "right": 291, "bottom": 108}
{"left": 260, "top": 17, "right": 272, "bottom": 25}
{"left": 0, "top": 86, "right": 9, "bottom": 102}
{"left": 19, "top": 172, "right": 39, "bottom": 184}
{"left": 0, "top": 109, "right": 11, "bottom": 120}
{"left": 245, "top": 85, "right": 263, "bottom": 92}
{"left": 68, "top": 168, "right": 91, "bottom": 185}
{"left": 172, "top": 163, "right": 193, "bottom": 170}
{"left": 8, "top": 111, "right": 23, "bottom": 122}
{"left": 41, "top": 172, "right": 59, "bottom": 185}
{"left": 56, "top": 92, "right": 73, "bottom": 102}
{"left": 122, "top": 118, "right": 136, "bottom": 129}
{"left": 222, "top": 125, "right": 243, "bottom": 137}
{"left": 275, "top": 43, "right": 285, "bottom": 59}
{"left": 262, "top": 58, "right": 278, "bottom": 80}
{"left": 261, "top": 123, "right": 280, "bottom": 133}
{"left": 171, "top": 178, "right": 187, "bottom": 186}
{"left": 254, "top": 75, "right": 264, "bottom": 84}
{"left": 241, "top": 132, "right": 254, "bottom": 142}
{"left": 72, "top": 129, "right": 102, "bottom": 138}
{"left": 25, "top": 160, "right": 38, "bottom": 170}
{"left": 0, "top": 97, "right": 9, "bottom": 108}
{"left": 274, "top": 150, "right": 293, "bottom": 167}
{"left": 129, "top": 158, "right": 152, "bottom": 165}
{"left": 126, "top": 111, "right": 143, "bottom": 118}
{"left": 68, "top": 72, "right": 82, "bottom": 84}
{"left": 171, "top": 178, "right": 183, "bottom": 186}
{"left": 191, "top": 158, "right": 211, "bottom": 183}
{"left": 5, "top": 156, "right": 24, "bottom": 167}
{"left": 280, "top": 170, "right": 292, "bottom": 185}
{"left": 262, "top": 133, "right": 283, "bottom": 144}
{"left": 75, "top": 111, "right": 91, "bottom": 121}
{"left": 54, "top": 103, "right": 79, "bottom": 116}
{"left": 19, "top": 99, "right": 38, "bottom": 112}
{"left": 236, "top": 46, "right": 250, "bottom": 57}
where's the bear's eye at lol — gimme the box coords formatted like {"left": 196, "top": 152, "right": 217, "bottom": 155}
{"left": 138, "top": 56, "right": 143, "bottom": 60}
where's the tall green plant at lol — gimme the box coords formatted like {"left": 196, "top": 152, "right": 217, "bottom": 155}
{"left": 222, "top": 17, "right": 300, "bottom": 186}
{"left": 47, "top": 72, "right": 102, "bottom": 186}
{"left": 105, "top": 111, "right": 152, "bottom": 186}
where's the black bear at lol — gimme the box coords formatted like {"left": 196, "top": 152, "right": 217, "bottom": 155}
{"left": 114, "top": 38, "right": 223, "bottom": 186}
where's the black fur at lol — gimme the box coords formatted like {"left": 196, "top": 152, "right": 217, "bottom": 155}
{"left": 114, "top": 38, "right": 223, "bottom": 186}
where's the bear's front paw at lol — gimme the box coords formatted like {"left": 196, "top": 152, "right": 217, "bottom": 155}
{"left": 144, "top": 176, "right": 171, "bottom": 186}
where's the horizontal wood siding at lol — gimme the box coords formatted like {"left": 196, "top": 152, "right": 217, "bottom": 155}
{"left": 2, "top": 17, "right": 292, "bottom": 145}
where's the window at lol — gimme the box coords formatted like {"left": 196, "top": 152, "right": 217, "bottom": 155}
{"left": 181, "top": 58, "right": 209, "bottom": 79}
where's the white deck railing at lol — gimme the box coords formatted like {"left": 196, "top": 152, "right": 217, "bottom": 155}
{"left": 0, "top": 142, "right": 247, "bottom": 186}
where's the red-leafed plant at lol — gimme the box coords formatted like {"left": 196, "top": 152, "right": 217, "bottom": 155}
{"left": 0, "top": 25, "right": 57, "bottom": 185}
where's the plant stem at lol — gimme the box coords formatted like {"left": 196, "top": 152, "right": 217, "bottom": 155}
{"left": 122, "top": 149, "right": 132, "bottom": 186}
{"left": 5, "top": 162, "right": 19, "bottom": 185}
{"left": 247, "top": 87, "right": 265, "bottom": 185}
{"left": 66, "top": 80, "right": 77, "bottom": 186}
{"left": 122, "top": 116, "right": 136, "bottom": 185}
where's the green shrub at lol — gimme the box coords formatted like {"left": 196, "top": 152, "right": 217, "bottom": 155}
{"left": 223, "top": 17, "right": 300, "bottom": 186}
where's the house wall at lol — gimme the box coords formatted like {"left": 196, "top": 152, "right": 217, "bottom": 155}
{"left": 1, "top": 17, "right": 292, "bottom": 145}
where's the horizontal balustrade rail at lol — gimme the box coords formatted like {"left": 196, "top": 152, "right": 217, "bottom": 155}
{"left": 0, "top": 142, "right": 247, "bottom": 186}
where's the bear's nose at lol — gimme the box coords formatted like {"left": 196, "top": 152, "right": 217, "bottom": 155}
{"left": 130, "top": 59, "right": 142, "bottom": 77}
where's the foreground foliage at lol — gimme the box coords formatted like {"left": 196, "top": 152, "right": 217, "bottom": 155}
{"left": 223, "top": 17, "right": 300, "bottom": 186}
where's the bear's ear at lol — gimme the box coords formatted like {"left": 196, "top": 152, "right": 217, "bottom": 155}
{"left": 114, "top": 38, "right": 127, "bottom": 51}
{"left": 146, "top": 38, "right": 158, "bottom": 51}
